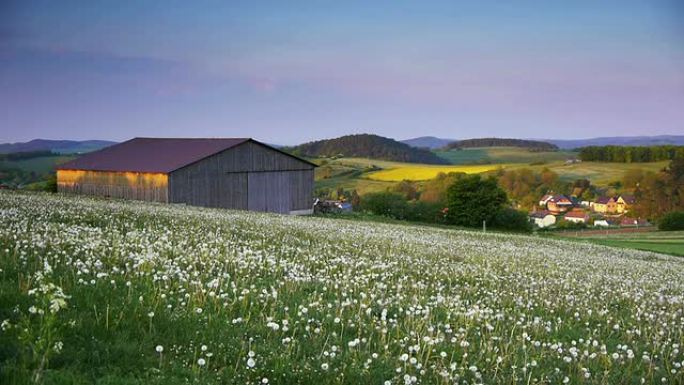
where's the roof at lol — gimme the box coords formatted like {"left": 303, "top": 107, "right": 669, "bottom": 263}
{"left": 564, "top": 209, "right": 589, "bottom": 219}
{"left": 529, "top": 210, "right": 553, "bottom": 218}
{"left": 57, "top": 137, "right": 316, "bottom": 173}
{"left": 595, "top": 196, "right": 613, "bottom": 204}
{"left": 619, "top": 194, "right": 636, "bottom": 204}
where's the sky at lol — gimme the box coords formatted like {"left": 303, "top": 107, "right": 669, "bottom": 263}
{"left": 1, "top": 1, "right": 683, "bottom": 145}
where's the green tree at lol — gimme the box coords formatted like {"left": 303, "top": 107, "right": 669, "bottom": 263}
{"left": 446, "top": 175, "right": 507, "bottom": 227}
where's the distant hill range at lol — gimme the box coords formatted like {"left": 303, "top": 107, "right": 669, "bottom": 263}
{"left": 400, "top": 136, "right": 455, "bottom": 149}
{"left": 288, "top": 134, "right": 450, "bottom": 164}
{"left": 544, "top": 135, "right": 684, "bottom": 149}
{"left": 401, "top": 135, "right": 684, "bottom": 150}
{"left": 0, "top": 139, "right": 116, "bottom": 154}
{"left": 446, "top": 138, "right": 558, "bottom": 151}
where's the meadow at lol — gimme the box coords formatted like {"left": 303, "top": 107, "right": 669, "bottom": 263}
{"left": 1, "top": 191, "right": 683, "bottom": 384}
{"left": 557, "top": 230, "right": 684, "bottom": 257}
{"left": 434, "top": 148, "right": 577, "bottom": 165}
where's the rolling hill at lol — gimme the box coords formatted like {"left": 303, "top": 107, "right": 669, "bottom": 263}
{"left": 0, "top": 139, "right": 116, "bottom": 154}
{"left": 288, "top": 134, "right": 450, "bottom": 164}
{"left": 446, "top": 138, "right": 559, "bottom": 151}
{"left": 400, "top": 136, "right": 455, "bottom": 149}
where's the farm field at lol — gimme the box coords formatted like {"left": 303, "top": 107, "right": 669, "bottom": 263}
{"left": 367, "top": 164, "right": 510, "bottom": 182}
{"left": 556, "top": 230, "right": 684, "bottom": 257}
{"left": 1, "top": 191, "right": 684, "bottom": 384}
{"left": 434, "top": 147, "right": 578, "bottom": 165}
{"left": 314, "top": 155, "right": 669, "bottom": 191}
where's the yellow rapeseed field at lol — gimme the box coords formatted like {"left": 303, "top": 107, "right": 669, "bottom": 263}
{"left": 367, "top": 164, "right": 509, "bottom": 181}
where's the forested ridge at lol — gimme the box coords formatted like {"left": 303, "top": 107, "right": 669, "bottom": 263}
{"left": 446, "top": 138, "right": 558, "bottom": 151}
{"left": 288, "top": 134, "right": 450, "bottom": 164}
{"left": 578, "top": 145, "right": 684, "bottom": 162}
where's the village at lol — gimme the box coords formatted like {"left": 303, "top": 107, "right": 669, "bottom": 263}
{"left": 529, "top": 193, "right": 650, "bottom": 229}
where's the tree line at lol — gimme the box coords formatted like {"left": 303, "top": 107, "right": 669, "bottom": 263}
{"left": 578, "top": 145, "right": 684, "bottom": 163}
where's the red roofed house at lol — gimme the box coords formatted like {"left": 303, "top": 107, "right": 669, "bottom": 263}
{"left": 56, "top": 138, "right": 317, "bottom": 214}
{"left": 564, "top": 209, "right": 590, "bottom": 224}
{"left": 544, "top": 194, "right": 574, "bottom": 214}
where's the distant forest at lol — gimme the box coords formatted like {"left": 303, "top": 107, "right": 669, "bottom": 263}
{"left": 578, "top": 145, "right": 684, "bottom": 163}
{"left": 446, "top": 138, "right": 558, "bottom": 151}
{"left": 288, "top": 134, "right": 449, "bottom": 164}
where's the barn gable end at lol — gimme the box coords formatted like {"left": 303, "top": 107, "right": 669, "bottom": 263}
{"left": 168, "top": 140, "right": 315, "bottom": 213}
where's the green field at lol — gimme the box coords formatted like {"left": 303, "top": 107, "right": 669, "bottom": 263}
{"left": 561, "top": 230, "right": 684, "bottom": 256}
{"left": 435, "top": 147, "right": 578, "bottom": 165}
{"left": 0, "top": 155, "right": 75, "bottom": 174}
{"left": 1, "top": 191, "right": 683, "bottom": 384}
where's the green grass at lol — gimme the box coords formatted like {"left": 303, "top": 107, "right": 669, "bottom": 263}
{"left": 589, "top": 239, "right": 684, "bottom": 256}
{"left": 2, "top": 191, "right": 684, "bottom": 384}
{"left": 435, "top": 147, "right": 578, "bottom": 165}
{"left": 561, "top": 230, "right": 684, "bottom": 257}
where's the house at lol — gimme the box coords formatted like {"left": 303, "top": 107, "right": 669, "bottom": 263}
{"left": 593, "top": 219, "right": 610, "bottom": 227}
{"left": 564, "top": 209, "right": 590, "bottom": 224}
{"left": 539, "top": 194, "right": 554, "bottom": 207}
{"left": 591, "top": 196, "right": 617, "bottom": 214}
{"left": 616, "top": 195, "right": 635, "bottom": 214}
{"left": 56, "top": 137, "right": 317, "bottom": 214}
{"left": 544, "top": 195, "right": 574, "bottom": 214}
{"left": 529, "top": 211, "right": 556, "bottom": 228}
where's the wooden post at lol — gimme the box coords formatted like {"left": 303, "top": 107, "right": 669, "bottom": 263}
{"left": 483, "top": 220, "right": 486, "bottom": 233}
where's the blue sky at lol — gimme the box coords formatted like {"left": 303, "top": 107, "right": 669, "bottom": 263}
{"left": 1, "top": 0, "right": 683, "bottom": 144}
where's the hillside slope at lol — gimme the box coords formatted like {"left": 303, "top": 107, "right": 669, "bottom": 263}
{"left": 289, "top": 134, "right": 450, "bottom": 164}
{"left": 1, "top": 191, "right": 682, "bottom": 384}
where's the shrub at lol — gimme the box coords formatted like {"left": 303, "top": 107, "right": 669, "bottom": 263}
{"left": 490, "top": 208, "right": 533, "bottom": 233}
{"left": 446, "top": 174, "right": 507, "bottom": 228}
{"left": 659, "top": 211, "right": 684, "bottom": 231}
{"left": 555, "top": 219, "right": 587, "bottom": 230}
{"left": 359, "top": 192, "right": 409, "bottom": 219}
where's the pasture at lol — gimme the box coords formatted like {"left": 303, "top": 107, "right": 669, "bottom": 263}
{"left": 557, "top": 230, "right": 684, "bottom": 257}
{"left": 1, "top": 191, "right": 683, "bottom": 384}
{"left": 435, "top": 147, "right": 577, "bottom": 165}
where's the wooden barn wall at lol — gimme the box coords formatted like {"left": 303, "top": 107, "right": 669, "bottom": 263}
{"left": 168, "top": 141, "right": 314, "bottom": 213}
{"left": 57, "top": 170, "right": 168, "bottom": 202}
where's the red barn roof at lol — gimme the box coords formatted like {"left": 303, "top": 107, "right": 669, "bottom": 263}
{"left": 57, "top": 137, "right": 314, "bottom": 173}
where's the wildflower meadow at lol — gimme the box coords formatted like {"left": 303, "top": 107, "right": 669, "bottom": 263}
{"left": 0, "top": 191, "right": 682, "bottom": 384}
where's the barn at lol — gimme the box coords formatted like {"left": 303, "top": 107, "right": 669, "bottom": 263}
{"left": 56, "top": 138, "right": 317, "bottom": 214}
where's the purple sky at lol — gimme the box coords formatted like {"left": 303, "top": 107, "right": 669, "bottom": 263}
{"left": 1, "top": 1, "right": 683, "bottom": 145}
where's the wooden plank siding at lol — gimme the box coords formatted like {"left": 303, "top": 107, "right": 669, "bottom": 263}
{"left": 168, "top": 141, "right": 315, "bottom": 213}
{"left": 56, "top": 170, "right": 168, "bottom": 202}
